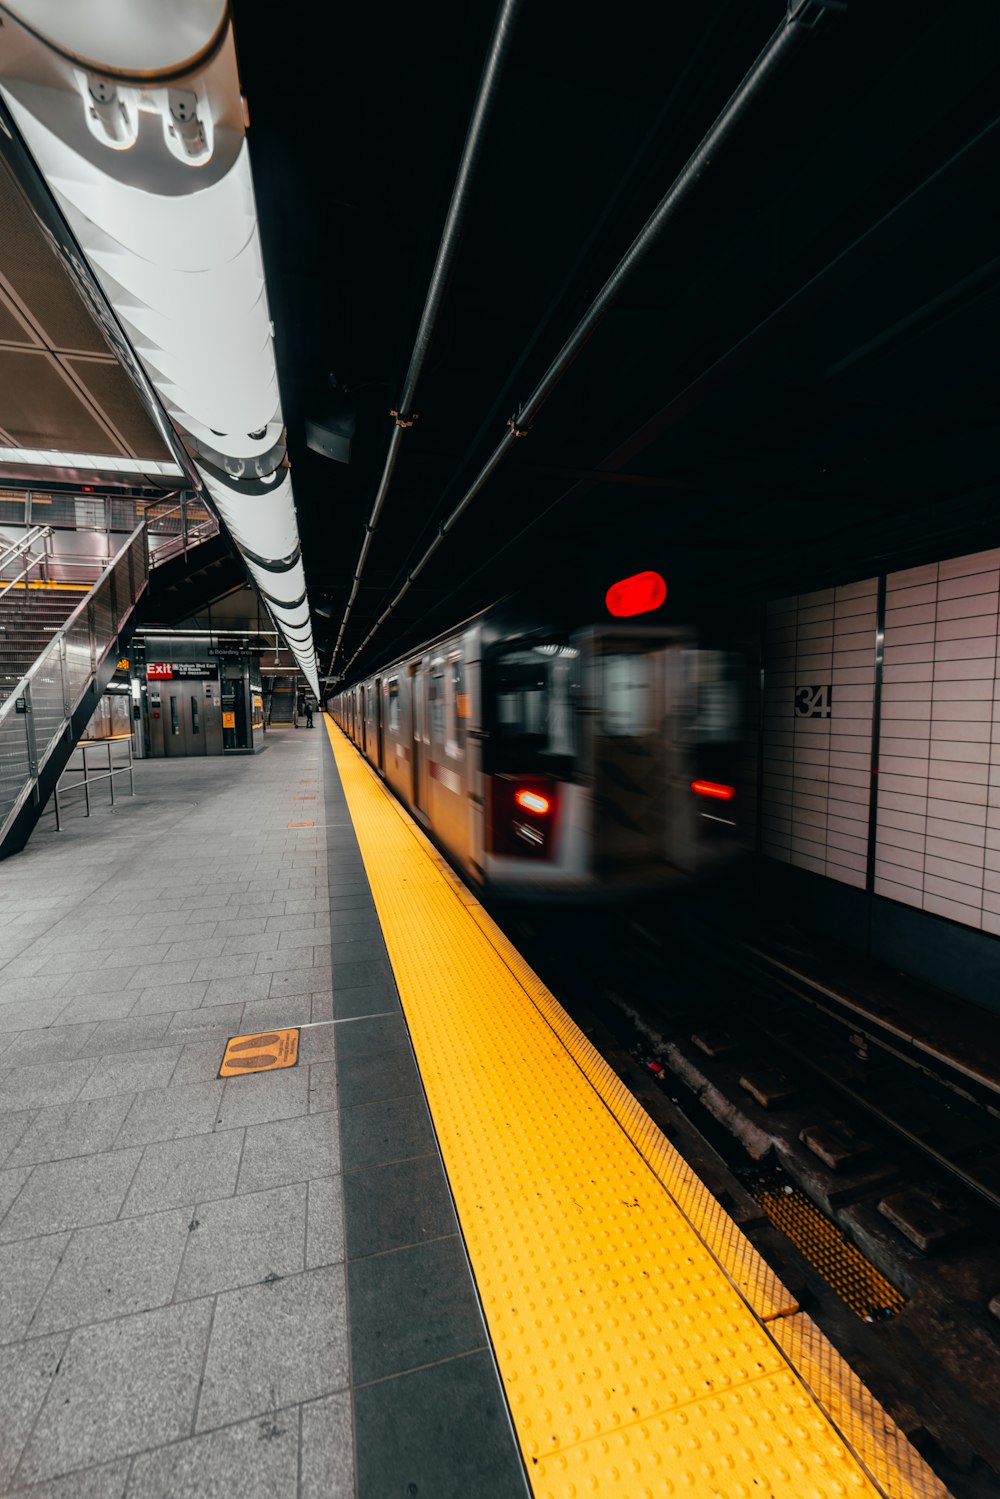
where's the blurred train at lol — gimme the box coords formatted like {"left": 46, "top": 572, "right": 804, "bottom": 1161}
{"left": 328, "top": 605, "right": 751, "bottom": 897}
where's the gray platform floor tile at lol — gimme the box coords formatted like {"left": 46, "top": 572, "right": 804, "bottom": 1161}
{"left": 129, "top": 982, "right": 209, "bottom": 1016}
{"left": 237, "top": 1111, "right": 340, "bottom": 1194}
{"left": 30, "top": 1209, "right": 191, "bottom": 1334}
{"left": 216, "top": 1068, "right": 309, "bottom": 1129}
{"left": 165, "top": 1005, "right": 244, "bottom": 1044}
{"left": 126, "top": 1411, "right": 299, "bottom": 1498}
{"left": 114, "top": 1082, "right": 224, "bottom": 1149}
{"left": 0, "top": 1109, "right": 34, "bottom": 1167}
{"left": 121, "top": 1130, "right": 244, "bottom": 1217}
{"left": 0, "top": 1150, "right": 142, "bottom": 1242}
{"left": 196, "top": 1265, "right": 349, "bottom": 1431}
{"left": 54, "top": 992, "right": 138, "bottom": 1024}
{"left": 0, "top": 998, "right": 72, "bottom": 1033}
{"left": 203, "top": 974, "right": 271, "bottom": 1006}
{"left": 307, "top": 1061, "right": 338, "bottom": 1114}
{"left": 78, "top": 1016, "right": 172, "bottom": 1058}
{"left": 8, "top": 1095, "right": 135, "bottom": 1168}
{"left": 0, "top": 1234, "right": 69, "bottom": 1344}
{"left": 77, "top": 1049, "right": 181, "bottom": 1101}
{"left": 306, "top": 1176, "right": 346, "bottom": 1268}
{"left": 175, "top": 1182, "right": 307, "bottom": 1299}
{"left": 349, "top": 1236, "right": 487, "bottom": 1385}
{"left": 343, "top": 1154, "right": 458, "bottom": 1259}
{"left": 0, "top": 1164, "right": 32, "bottom": 1221}
{"left": 3, "top": 1024, "right": 98, "bottom": 1068}
{"left": 353, "top": 1352, "right": 530, "bottom": 1499}
{"left": 300, "top": 1391, "right": 355, "bottom": 1499}
{"left": 7, "top": 1457, "right": 129, "bottom": 1498}
{"left": 0, "top": 1334, "right": 68, "bottom": 1489}
{"left": 17, "top": 1300, "right": 214, "bottom": 1483}
{"left": 240, "top": 995, "right": 313, "bottom": 1031}
{"left": 0, "top": 1059, "right": 97, "bottom": 1115}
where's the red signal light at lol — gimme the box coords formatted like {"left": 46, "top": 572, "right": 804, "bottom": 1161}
{"left": 691, "top": 780, "right": 735, "bottom": 801}
{"left": 515, "top": 788, "right": 550, "bottom": 815}
{"left": 605, "top": 570, "right": 667, "bottom": 618}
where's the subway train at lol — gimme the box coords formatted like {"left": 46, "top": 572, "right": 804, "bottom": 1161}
{"left": 329, "top": 604, "right": 751, "bottom": 897}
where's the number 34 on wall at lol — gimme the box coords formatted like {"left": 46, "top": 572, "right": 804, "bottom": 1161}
{"left": 795, "top": 684, "right": 833, "bottom": 718}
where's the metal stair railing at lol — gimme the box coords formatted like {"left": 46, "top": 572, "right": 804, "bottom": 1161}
{"left": 144, "top": 495, "right": 219, "bottom": 566}
{"left": 0, "top": 523, "right": 148, "bottom": 848}
{"left": 0, "top": 524, "right": 53, "bottom": 601}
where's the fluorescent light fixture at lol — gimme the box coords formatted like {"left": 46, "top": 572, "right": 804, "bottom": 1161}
{"left": 0, "top": 2, "right": 321, "bottom": 698}
{"left": 0, "top": 447, "right": 184, "bottom": 476}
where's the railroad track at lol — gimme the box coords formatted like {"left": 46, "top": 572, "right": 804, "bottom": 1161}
{"left": 501, "top": 900, "right": 1000, "bottom": 1495}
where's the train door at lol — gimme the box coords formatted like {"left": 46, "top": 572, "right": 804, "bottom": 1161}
{"left": 588, "top": 633, "right": 685, "bottom": 877}
{"left": 410, "top": 660, "right": 427, "bottom": 815}
{"left": 375, "top": 677, "right": 384, "bottom": 771}
{"left": 360, "top": 686, "right": 367, "bottom": 755}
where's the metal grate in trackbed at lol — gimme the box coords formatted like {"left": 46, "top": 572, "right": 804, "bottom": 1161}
{"left": 755, "top": 1183, "right": 906, "bottom": 1322}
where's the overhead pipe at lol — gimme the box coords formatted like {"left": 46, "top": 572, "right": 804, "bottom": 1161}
{"left": 338, "top": 0, "right": 844, "bottom": 680}
{"left": 329, "top": 0, "right": 523, "bottom": 675}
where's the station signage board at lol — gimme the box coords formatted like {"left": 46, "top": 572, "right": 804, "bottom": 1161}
{"left": 146, "top": 662, "right": 217, "bottom": 681}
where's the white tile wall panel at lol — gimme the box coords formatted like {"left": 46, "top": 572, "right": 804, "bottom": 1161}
{"left": 940, "top": 570, "right": 1000, "bottom": 599}
{"left": 875, "top": 877, "right": 924, "bottom": 906}
{"left": 761, "top": 579, "right": 877, "bottom": 884}
{"left": 938, "top": 547, "right": 1000, "bottom": 577}
{"left": 871, "top": 545, "right": 1000, "bottom": 930}
{"left": 763, "top": 547, "right": 1000, "bottom": 936}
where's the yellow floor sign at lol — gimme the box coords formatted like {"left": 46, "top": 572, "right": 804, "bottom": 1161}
{"left": 219, "top": 1029, "right": 299, "bottom": 1076}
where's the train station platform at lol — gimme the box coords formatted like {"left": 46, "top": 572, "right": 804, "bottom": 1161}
{"left": 0, "top": 721, "right": 950, "bottom": 1498}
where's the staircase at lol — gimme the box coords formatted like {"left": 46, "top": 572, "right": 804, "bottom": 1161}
{"left": 268, "top": 676, "right": 296, "bottom": 725}
{"left": 0, "top": 586, "right": 90, "bottom": 706}
{"left": 0, "top": 525, "right": 149, "bottom": 858}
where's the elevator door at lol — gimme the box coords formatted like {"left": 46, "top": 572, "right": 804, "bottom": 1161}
{"left": 164, "top": 691, "right": 207, "bottom": 756}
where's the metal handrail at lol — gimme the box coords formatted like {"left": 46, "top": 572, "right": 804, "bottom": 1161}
{"left": 145, "top": 493, "right": 219, "bottom": 567}
{"left": 0, "top": 525, "right": 52, "bottom": 602}
{"left": 50, "top": 735, "right": 135, "bottom": 831}
{"left": 0, "top": 523, "right": 50, "bottom": 573}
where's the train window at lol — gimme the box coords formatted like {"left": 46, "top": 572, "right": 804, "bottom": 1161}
{"left": 687, "top": 651, "right": 742, "bottom": 742}
{"left": 600, "top": 655, "right": 652, "bottom": 738}
{"left": 445, "top": 655, "right": 465, "bottom": 756}
{"left": 429, "top": 661, "right": 445, "bottom": 742}
{"left": 486, "top": 641, "right": 580, "bottom": 772}
{"left": 388, "top": 678, "right": 400, "bottom": 733}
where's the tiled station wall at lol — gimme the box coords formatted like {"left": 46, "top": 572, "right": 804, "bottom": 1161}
{"left": 762, "top": 545, "right": 1000, "bottom": 937}
{"left": 762, "top": 580, "right": 878, "bottom": 890}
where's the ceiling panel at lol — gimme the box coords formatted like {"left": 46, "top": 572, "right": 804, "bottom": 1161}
{"left": 0, "top": 347, "right": 121, "bottom": 452}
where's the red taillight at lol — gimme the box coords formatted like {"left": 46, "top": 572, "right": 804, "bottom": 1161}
{"left": 515, "top": 789, "right": 550, "bottom": 815}
{"left": 487, "top": 776, "right": 558, "bottom": 860}
{"left": 691, "top": 779, "right": 735, "bottom": 801}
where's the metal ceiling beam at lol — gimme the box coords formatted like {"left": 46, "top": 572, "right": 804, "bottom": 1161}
{"left": 336, "top": 0, "right": 843, "bottom": 681}
{"left": 328, "top": 0, "right": 524, "bottom": 676}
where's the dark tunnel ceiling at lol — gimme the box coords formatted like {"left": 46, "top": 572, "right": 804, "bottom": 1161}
{"left": 232, "top": 0, "right": 1000, "bottom": 681}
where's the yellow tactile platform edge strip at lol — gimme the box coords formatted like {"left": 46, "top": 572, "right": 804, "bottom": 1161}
{"left": 324, "top": 719, "right": 949, "bottom": 1499}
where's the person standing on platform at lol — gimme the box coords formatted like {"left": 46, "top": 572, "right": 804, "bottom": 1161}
{"left": 305, "top": 700, "right": 314, "bottom": 728}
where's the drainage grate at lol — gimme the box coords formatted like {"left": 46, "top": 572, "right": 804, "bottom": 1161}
{"left": 754, "top": 1185, "right": 906, "bottom": 1322}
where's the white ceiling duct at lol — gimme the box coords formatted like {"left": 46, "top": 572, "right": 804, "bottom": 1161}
{"left": 0, "top": 1, "right": 320, "bottom": 698}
